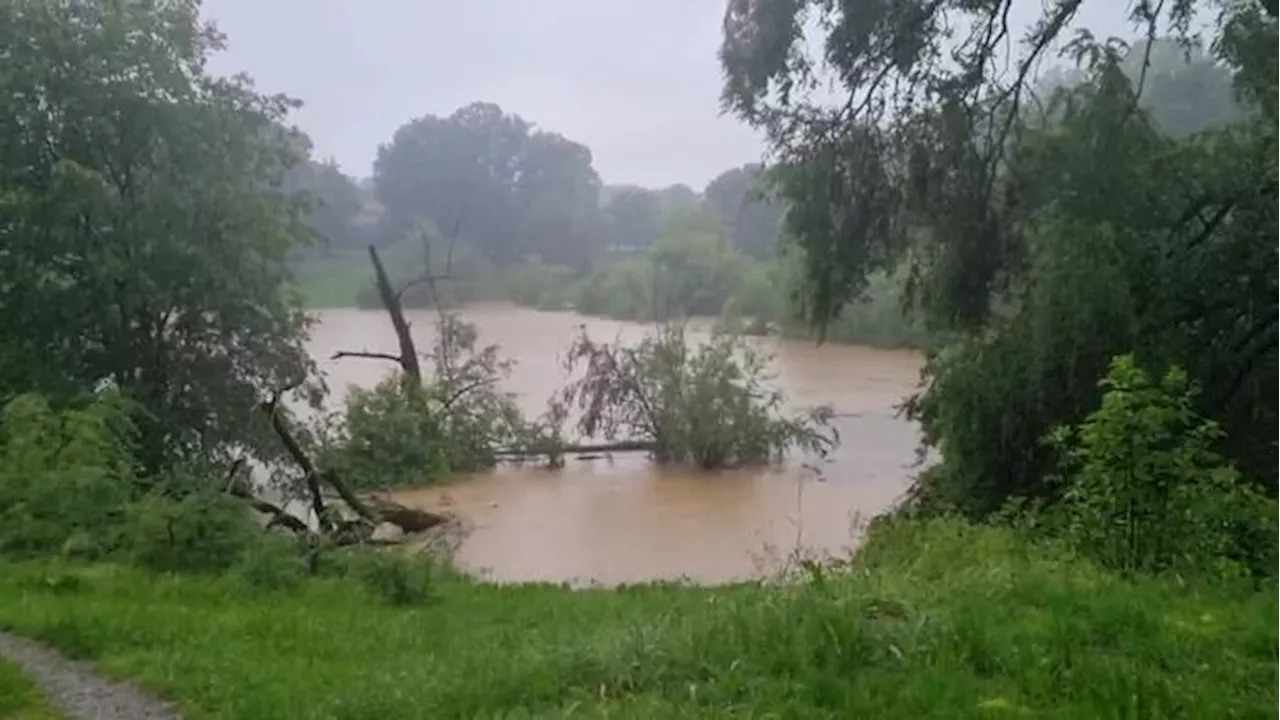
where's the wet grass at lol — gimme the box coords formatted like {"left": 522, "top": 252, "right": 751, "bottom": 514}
{"left": 0, "top": 658, "right": 61, "bottom": 719}
{"left": 0, "top": 518, "right": 1273, "bottom": 719}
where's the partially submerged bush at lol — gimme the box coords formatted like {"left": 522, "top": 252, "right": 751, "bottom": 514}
{"left": 320, "top": 313, "right": 534, "bottom": 489}
{"left": 559, "top": 324, "right": 837, "bottom": 468}
{"left": 320, "top": 378, "right": 451, "bottom": 490}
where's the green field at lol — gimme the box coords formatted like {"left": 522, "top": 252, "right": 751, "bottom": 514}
{"left": 0, "top": 518, "right": 1272, "bottom": 719}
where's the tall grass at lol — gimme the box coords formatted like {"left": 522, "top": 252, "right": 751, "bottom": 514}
{"left": 0, "top": 656, "right": 61, "bottom": 719}
{"left": 0, "top": 518, "right": 1272, "bottom": 718}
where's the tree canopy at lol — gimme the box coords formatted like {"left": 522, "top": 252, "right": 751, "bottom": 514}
{"left": 372, "top": 102, "right": 603, "bottom": 269}
{"left": 0, "top": 0, "right": 318, "bottom": 472}
{"left": 719, "top": 0, "right": 1277, "bottom": 513}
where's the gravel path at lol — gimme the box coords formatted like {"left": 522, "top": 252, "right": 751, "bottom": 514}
{"left": 0, "top": 631, "right": 180, "bottom": 720}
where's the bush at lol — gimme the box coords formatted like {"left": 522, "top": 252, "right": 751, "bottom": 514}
{"left": 559, "top": 323, "right": 837, "bottom": 468}
{"left": 347, "top": 550, "right": 438, "bottom": 606}
{"left": 234, "top": 535, "right": 308, "bottom": 594}
{"left": 120, "top": 493, "right": 258, "bottom": 574}
{"left": 320, "top": 377, "right": 451, "bottom": 490}
{"left": 1046, "top": 354, "right": 1275, "bottom": 578}
{"left": 0, "top": 393, "right": 137, "bottom": 558}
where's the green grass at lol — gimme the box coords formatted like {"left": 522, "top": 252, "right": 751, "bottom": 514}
{"left": 292, "top": 251, "right": 371, "bottom": 308}
{"left": 0, "top": 518, "right": 1272, "bottom": 719}
{"left": 0, "top": 657, "right": 61, "bottom": 720}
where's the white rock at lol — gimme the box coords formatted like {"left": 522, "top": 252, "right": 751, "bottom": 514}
{"left": 370, "top": 522, "right": 405, "bottom": 543}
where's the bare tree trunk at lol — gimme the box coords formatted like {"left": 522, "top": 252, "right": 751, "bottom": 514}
{"left": 368, "top": 244, "right": 422, "bottom": 383}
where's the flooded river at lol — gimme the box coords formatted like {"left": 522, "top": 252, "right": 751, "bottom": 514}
{"left": 308, "top": 304, "right": 925, "bottom": 585}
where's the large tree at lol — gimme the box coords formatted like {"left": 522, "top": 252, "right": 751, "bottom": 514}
{"left": 0, "top": 0, "right": 317, "bottom": 472}
{"left": 600, "top": 185, "right": 665, "bottom": 252}
{"left": 720, "top": 0, "right": 1277, "bottom": 513}
{"left": 282, "top": 157, "right": 364, "bottom": 251}
{"left": 372, "top": 102, "right": 602, "bottom": 268}
{"left": 703, "top": 163, "right": 783, "bottom": 260}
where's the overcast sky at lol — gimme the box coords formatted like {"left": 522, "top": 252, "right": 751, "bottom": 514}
{"left": 200, "top": 0, "right": 763, "bottom": 190}
{"left": 199, "top": 1, "right": 1152, "bottom": 190}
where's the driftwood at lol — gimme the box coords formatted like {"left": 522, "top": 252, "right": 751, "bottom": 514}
{"left": 494, "top": 440, "right": 656, "bottom": 458}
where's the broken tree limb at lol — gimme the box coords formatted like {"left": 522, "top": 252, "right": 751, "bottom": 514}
{"left": 366, "top": 495, "right": 450, "bottom": 533}
{"left": 260, "top": 387, "right": 332, "bottom": 533}
{"left": 331, "top": 350, "right": 404, "bottom": 364}
{"left": 230, "top": 487, "right": 312, "bottom": 534}
{"left": 256, "top": 387, "right": 451, "bottom": 535}
{"left": 368, "top": 244, "right": 422, "bottom": 383}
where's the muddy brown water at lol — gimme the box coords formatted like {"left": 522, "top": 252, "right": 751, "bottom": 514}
{"left": 308, "top": 303, "right": 926, "bottom": 585}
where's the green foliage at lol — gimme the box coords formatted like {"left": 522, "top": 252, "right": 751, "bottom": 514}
{"left": 0, "top": 0, "right": 318, "bottom": 472}
{"left": 320, "top": 378, "right": 450, "bottom": 490}
{"left": 0, "top": 394, "right": 137, "bottom": 558}
{"left": 120, "top": 493, "right": 258, "bottom": 574}
{"left": 0, "top": 393, "right": 266, "bottom": 575}
{"left": 345, "top": 551, "right": 439, "bottom": 607}
{"left": 0, "top": 517, "right": 1273, "bottom": 717}
{"left": 720, "top": 0, "right": 1278, "bottom": 519}
{"left": 559, "top": 324, "right": 836, "bottom": 468}
{"left": 233, "top": 536, "right": 308, "bottom": 594}
{"left": 373, "top": 102, "right": 601, "bottom": 269}
{"left": 497, "top": 260, "right": 577, "bottom": 310}
{"left": 1046, "top": 355, "right": 1275, "bottom": 578}
{"left": 318, "top": 314, "right": 531, "bottom": 489}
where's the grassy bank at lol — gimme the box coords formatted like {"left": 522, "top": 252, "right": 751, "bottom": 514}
{"left": 0, "top": 658, "right": 60, "bottom": 719}
{"left": 0, "top": 518, "right": 1272, "bottom": 719}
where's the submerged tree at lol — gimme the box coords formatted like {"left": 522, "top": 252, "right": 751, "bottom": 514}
{"left": 719, "top": 0, "right": 1277, "bottom": 514}
{"left": 559, "top": 324, "right": 837, "bottom": 469}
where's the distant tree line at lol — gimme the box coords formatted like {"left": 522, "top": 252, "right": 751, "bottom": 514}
{"left": 287, "top": 102, "right": 784, "bottom": 270}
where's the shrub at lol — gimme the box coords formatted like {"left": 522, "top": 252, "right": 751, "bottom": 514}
{"left": 120, "top": 493, "right": 258, "bottom": 574}
{"left": 1047, "top": 354, "right": 1275, "bottom": 578}
{"left": 347, "top": 550, "right": 438, "bottom": 606}
{"left": 558, "top": 323, "right": 837, "bottom": 468}
{"left": 0, "top": 393, "right": 137, "bottom": 558}
{"left": 320, "top": 377, "right": 451, "bottom": 490}
{"left": 234, "top": 535, "right": 308, "bottom": 594}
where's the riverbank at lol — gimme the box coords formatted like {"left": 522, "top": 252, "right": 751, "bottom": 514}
{"left": 292, "top": 250, "right": 932, "bottom": 351}
{"left": 0, "top": 518, "right": 1272, "bottom": 719}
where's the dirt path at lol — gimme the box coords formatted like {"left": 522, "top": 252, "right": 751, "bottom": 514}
{"left": 0, "top": 632, "right": 179, "bottom": 720}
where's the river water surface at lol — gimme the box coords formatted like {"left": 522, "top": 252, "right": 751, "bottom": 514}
{"left": 308, "top": 304, "right": 925, "bottom": 585}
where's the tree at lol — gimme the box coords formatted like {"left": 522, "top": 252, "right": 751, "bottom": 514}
{"left": 703, "top": 163, "right": 783, "bottom": 260}
{"left": 601, "top": 185, "right": 664, "bottom": 252}
{"left": 372, "top": 102, "right": 602, "bottom": 268}
{"left": 282, "top": 157, "right": 364, "bottom": 250}
{"left": 719, "top": 0, "right": 1277, "bottom": 514}
{"left": 0, "top": 0, "right": 318, "bottom": 472}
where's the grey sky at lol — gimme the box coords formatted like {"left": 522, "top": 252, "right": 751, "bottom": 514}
{"left": 200, "top": 0, "right": 763, "bottom": 190}
{"left": 199, "top": 1, "right": 1158, "bottom": 191}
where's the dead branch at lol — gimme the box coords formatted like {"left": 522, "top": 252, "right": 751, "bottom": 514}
{"left": 260, "top": 384, "right": 332, "bottom": 533}
{"left": 367, "top": 244, "right": 423, "bottom": 383}
{"left": 225, "top": 480, "right": 312, "bottom": 535}
{"left": 330, "top": 350, "right": 404, "bottom": 364}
